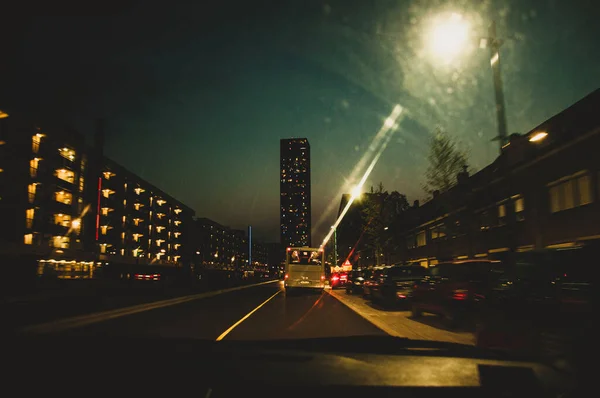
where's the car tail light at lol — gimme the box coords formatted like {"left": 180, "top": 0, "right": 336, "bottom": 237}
{"left": 284, "top": 274, "right": 289, "bottom": 280}
{"left": 320, "top": 275, "right": 325, "bottom": 280}
{"left": 332, "top": 276, "right": 339, "bottom": 281}
{"left": 397, "top": 293, "right": 406, "bottom": 298}
{"left": 452, "top": 289, "right": 468, "bottom": 300}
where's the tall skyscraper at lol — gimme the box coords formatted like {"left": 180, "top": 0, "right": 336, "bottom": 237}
{"left": 280, "top": 138, "right": 311, "bottom": 248}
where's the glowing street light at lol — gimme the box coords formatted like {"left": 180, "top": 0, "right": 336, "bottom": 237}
{"left": 427, "top": 12, "right": 509, "bottom": 153}
{"left": 351, "top": 185, "right": 362, "bottom": 199}
{"left": 427, "top": 12, "right": 470, "bottom": 62}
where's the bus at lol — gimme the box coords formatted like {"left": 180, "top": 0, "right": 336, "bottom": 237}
{"left": 284, "top": 247, "right": 326, "bottom": 293}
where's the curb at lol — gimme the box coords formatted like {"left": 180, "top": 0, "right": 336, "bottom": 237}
{"left": 20, "top": 280, "right": 278, "bottom": 334}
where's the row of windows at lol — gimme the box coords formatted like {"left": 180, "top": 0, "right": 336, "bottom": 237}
{"left": 406, "top": 170, "right": 597, "bottom": 250}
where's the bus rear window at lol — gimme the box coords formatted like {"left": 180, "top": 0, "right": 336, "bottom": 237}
{"left": 289, "top": 250, "right": 321, "bottom": 265}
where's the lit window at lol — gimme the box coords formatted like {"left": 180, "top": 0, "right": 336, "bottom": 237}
{"left": 30, "top": 158, "right": 41, "bottom": 177}
{"left": 498, "top": 203, "right": 507, "bottom": 226}
{"left": 32, "top": 134, "right": 43, "bottom": 153}
{"left": 133, "top": 233, "right": 143, "bottom": 242}
{"left": 24, "top": 234, "right": 33, "bottom": 245}
{"left": 101, "top": 207, "right": 113, "bottom": 216}
{"left": 156, "top": 213, "right": 165, "bottom": 219}
{"left": 99, "top": 243, "right": 107, "bottom": 253}
{"left": 121, "top": 232, "right": 126, "bottom": 242}
{"left": 79, "top": 176, "right": 85, "bottom": 192}
{"left": 54, "top": 191, "right": 73, "bottom": 205}
{"left": 134, "top": 187, "right": 145, "bottom": 195}
{"left": 54, "top": 213, "right": 71, "bottom": 226}
{"left": 156, "top": 199, "right": 166, "bottom": 206}
{"left": 25, "top": 208, "right": 35, "bottom": 229}
{"left": 416, "top": 231, "right": 426, "bottom": 247}
{"left": 549, "top": 171, "right": 593, "bottom": 213}
{"left": 100, "top": 225, "right": 112, "bottom": 235}
{"left": 101, "top": 189, "right": 114, "bottom": 198}
{"left": 174, "top": 232, "right": 182, "bottom": 238}
{"left": 102, "top": 171, "right": 115, "bottom": 180}
{"left": 28, "top": 183, "right": 37, "bottom": 203}
{"left": 133, "top": 203, "right": 144, "bottom": 210}
{"left": 514, "top": 196, "right": 525, "bottom": 221}
{"left": 122, "top": 215, "right": 126, "bottom": 223}
{"left": 174, "top": 220, "right": 182, "bottom": 226}
{"left": 120, "top": 249, "right": 125, "bottom": 256}
{"left": 156, "top": 239, "right": 165, "bottom": 247}
{"left": 156, "top": 226, "right": 165, "bottom": 233}
{"left": 578, "top": 174, "right": 592, "bottom": 205}
{"left": 133, "top": 218, "right": 143, "bottom": 226}
{"left": 51, "top": 236, "right": 70, "bottom": 249}
{"left": 54, "top": 168, "right": 76, "bottom": 184}
{"left": 58, "top": 147, "right": 76, "bottom": 161}
{"left": 174, "top": 208, "right": 182, "bottom": 215}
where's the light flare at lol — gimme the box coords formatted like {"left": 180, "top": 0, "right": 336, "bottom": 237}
{"left": 319, "top": 104, "right": 403, "bottom": 250}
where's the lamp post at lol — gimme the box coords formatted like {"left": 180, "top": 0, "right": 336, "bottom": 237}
{"left": 427, "top": 14, "right": 509, "bottom": 153}
{"left": 483, "top": 21, "right": 508, "bottom": 151}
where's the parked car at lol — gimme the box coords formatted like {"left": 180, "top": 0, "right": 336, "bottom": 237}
{"left": 362, "top": 267, "right": 385, "bottom": 298}
{"left": 476, "top": 247, "right": 594, "bottom": 357}
{"left": 370, "top": 264, "right": 428, "bottom": 307}
{"left": 410, "top": 260, "right": 501, "bottom": 327}
{"left": 345, "top": 269, "right": 368, "bottom": 294}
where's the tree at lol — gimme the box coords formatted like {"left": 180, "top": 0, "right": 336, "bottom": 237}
{"left": 361, "top": 183, "right": 409, "bottom": 265}
{"left": 423, "top": 128, "right": 469, "bottom": 197}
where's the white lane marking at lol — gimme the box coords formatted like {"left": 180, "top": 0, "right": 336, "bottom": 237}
{"left": 215, "top": 290, "right": 281, "bottom": 341}
{"left": 20, "top": 280, "right": 278, "bottom": 334}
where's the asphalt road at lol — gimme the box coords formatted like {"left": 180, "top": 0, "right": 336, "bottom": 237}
{"left": 17, "top": 281, "right": 386, "bottom": 340}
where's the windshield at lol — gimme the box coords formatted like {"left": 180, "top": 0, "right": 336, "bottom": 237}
{"left": 1, "top": 2, "right": 595, "bottom": 390}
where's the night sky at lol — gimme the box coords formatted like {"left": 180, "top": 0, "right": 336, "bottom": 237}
{"left": 2, "top": 0, "right": 599, "bottom": 243}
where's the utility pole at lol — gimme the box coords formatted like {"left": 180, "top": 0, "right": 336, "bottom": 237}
{"left": 487, "top": 21, "right": 509, "bottom": 153}
{"left": 333, "top": 227, "right": 338, "bottom": 267}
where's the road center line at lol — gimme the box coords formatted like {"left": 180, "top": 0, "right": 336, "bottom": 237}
{"left": 20, "top": 280, "right": 278, "bottom": 334}
{"left": 215, "top": 290, "right": 281, "bottom": 341}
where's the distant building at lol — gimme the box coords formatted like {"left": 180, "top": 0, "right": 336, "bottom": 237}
{"left": 265, "top": 242, "right": 284, "bottom": 266}
{"left": 192, "top": 218, "right": 248, "bottom": 270}
{"left": 252, "top": 241, "right": 268, "bottom": 267}
{"left": 280, "top": 138, "right": 311, "bottom": 248}
{"left": 97, "top": 158, "right": 195, "bottom": 267}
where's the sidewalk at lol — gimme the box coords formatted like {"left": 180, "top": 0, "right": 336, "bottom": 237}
{"left": 327, "top": 289, "right": 475, "bottom": 346}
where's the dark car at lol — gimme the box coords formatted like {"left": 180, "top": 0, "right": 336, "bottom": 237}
{"left": 345, "top": 269, "right": 368, "bottom": 294}
{"left": 410, "top": 260, "right": 501, "bottom": 327}
{"left": 362, "top": 267, "right": 385, "bottom": 298}
{"left": 330, "top": 272, "right": 348, "bottom": 289}
{"left": 370, "top": 264, "right": 428, "bottom": 307}
{"left": 476, "top": 247, "right": 594, "bottom": 356}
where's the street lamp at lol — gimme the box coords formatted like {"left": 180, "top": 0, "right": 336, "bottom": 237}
{"left": 426, "top": 12, "right": 471, "bottom": 63}
{"left": 427, "top": 14, "right": 509, "bottom": 153}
